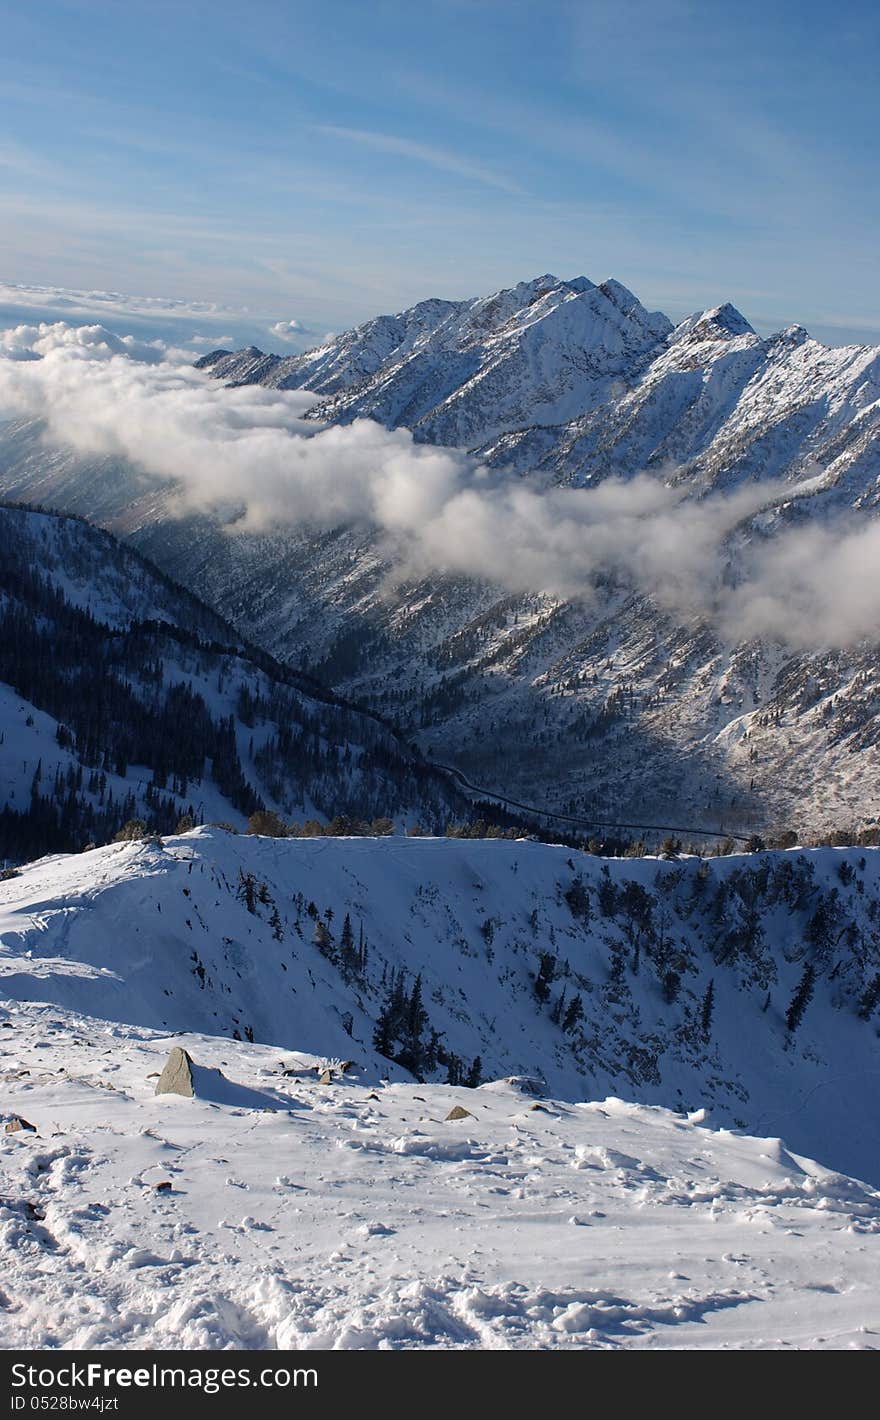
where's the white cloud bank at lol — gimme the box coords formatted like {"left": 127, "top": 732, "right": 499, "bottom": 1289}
{"left": 0, "top": 320, "right": 877, "bottom": 650}
{"left": 269, "top": 319, "right": 303, "bottom": 341}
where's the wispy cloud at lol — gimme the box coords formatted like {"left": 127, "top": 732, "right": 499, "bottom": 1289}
{"left": 313, "top": 125, "right": 525, "bottom": 195}
{"left": 0, "top": 280, "right": 235, "bottom": 322}
{"left": 0, "top": 139, "right": 65, "bottom": 185}
{"left": 0, "top": 281, "right": 315, "bottom": 355}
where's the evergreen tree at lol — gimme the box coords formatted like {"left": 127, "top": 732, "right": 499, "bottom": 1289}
{"left": 465, "top": 1055, "right": 483, "bottom": 1088}
{"left": 564, "top": 875, "right": 590, "bottom": 920}
{"left": 534, "top": 951, "right": 556, "bottom": 1004}
{"left": 313, "top": 919, "right": 335, "bottom": 961}
{"left": 700, "top": 978, "right": 715, "bottom": 1043}
{"left": 372, "top": 994, "right": 395, "bottom": 1058}
{"left": 372, "top": 970, "right": 432, "bottom": 1079}
{"left": 237, "top": 868, "right": 257, "bottom": 915}
{"left": 562, "top": 993, "right": 584, "bottom": 1033}
{"left": 338, "top": 912, "right": 360, "bottom": 980}
{"left": 423, "top": 1028, "right": 441, "bottom": 1075}
{"left": 786, "top": 962, "right": 816, "bottom": 1033}
{"left": 804, "top": 894, "right": 837, "bottom": 962}
{"left": 398, "top": 973, "right": 428, "bottom": 1077}
{"left": 373, "top": 970, "right": 406, "bottom": 1059}
{"left": 597, "top": 870, "right": 617, "bottom": 917}
{"left": 358, "top": 921, "right": 368, "bottom": 975}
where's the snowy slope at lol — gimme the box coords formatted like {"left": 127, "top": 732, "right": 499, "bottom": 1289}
{"left": 491, "top": 305, "right": 880, "bottom": 497}
{"left": 2, "top": 1006, "right": 878, "bottom": 1350}
{"left": 0, "top": 504, "right": 465, "bottom": 859}
{"left": 2, "top": 830, "right": 879, "bottom": 1186}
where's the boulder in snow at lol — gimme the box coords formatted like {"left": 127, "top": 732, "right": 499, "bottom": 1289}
{"left": 4, "top": 1116, "right": 36, "bottom": 1134}
{"left": 154, "top": 1047, "right": 195, "bottom": 1098}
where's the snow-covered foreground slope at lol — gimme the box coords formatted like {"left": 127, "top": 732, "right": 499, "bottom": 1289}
{"left": 2, "top": 831, "right": 879, "bottom": 1187}
{"left": 1, "top": 1003, "right": 878, "bottom": 1349}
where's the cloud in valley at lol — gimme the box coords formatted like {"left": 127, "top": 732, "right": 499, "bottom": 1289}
{"left": 0, "top": 320, "right": 877, "bottom": 651}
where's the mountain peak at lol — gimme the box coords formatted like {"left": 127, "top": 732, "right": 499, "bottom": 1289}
{"left": 778, "top": 323, "right": 810, "bottom": 346}
{"left": 672, "top": 302, "right": 757, "bottom": 344}
{"left": 193, "top": 347, "right": 233, "bottom": 369}
{"left": 699, "top": 303, "right": 755, "bottom": 337}
{"left": 514, "top": 273, "right": 561, "bottom": 295}
{"left": 597, "top": 277, "right": 640, "bottom": 309}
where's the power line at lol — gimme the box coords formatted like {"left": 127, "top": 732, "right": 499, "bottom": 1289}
{"left": 431, "top": 760, "right": 752, "bottom": 844}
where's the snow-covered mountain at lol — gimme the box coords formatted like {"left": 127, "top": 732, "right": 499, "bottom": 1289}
{"left": 3, "top": 273, "right": 880, "bottom": 837}
{"left": 483, "top": 303, "right": 880, "bottom": 498}
{"left": 0, "top": 503, "right": 465, "bottom": 860}
{"left": 2, "top": 829, "right": 880, "bottom": 1348}
{"left": 196, "top": 274, "right": 673, "bottom": 447}
{"left": 197, "top": 274, "right": 880, "bottom": 499}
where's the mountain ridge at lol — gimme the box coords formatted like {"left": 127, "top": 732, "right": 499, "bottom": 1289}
{"left": 2, "top": 271, "right": 880, "bottom": 836}
{"left": 196, "top": 272, "right": 674, "bottom": 446}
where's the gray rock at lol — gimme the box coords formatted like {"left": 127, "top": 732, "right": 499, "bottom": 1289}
{"left": 4, "top": 1116, "right": 36, "bottom": 1134}
{"left": 445, "top": 1105, "right": 475, "bottom": 1121}
{"left": 318, "top": 1069, "right": 334, "bottom": 1085}
{"left": 154, "top": 1047, "right": 194, "bottom": 1097}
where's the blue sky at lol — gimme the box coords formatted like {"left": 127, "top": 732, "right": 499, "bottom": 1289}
{"left": 1, "top": 0, "right": 878, "bottom": 350}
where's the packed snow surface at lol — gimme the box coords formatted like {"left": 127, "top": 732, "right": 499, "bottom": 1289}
{"left": 1, "top": 1005, "right": 879, "bottom": 1350}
